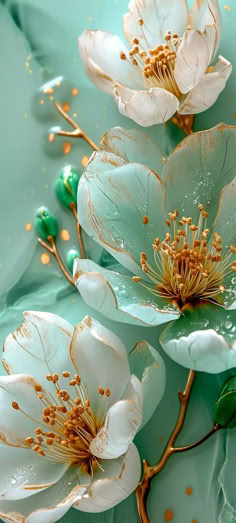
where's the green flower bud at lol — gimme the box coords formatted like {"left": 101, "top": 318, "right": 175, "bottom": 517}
{"left": 214, "top": 376, "right": 236, "bottom": 428}
{"left": 55, "top": 165, "right": 80, "bottom": 208}
{"left": 35, "top": 207, "right": 58, "bottom": 239}
{"left": 66, "top": 249, "right": 80, "bottom": 274}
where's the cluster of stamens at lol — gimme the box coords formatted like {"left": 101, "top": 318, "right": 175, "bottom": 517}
{"left": 12, "top": 371, "right": 111, "bottom": 474}
{"left": 133, "top": 204, "right": 236, "bottom": 308}
{"left": 119, "top": 25, "right": 188, "bottom": 97}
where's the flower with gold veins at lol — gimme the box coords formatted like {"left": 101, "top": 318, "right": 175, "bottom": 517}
{"left": 0, "top": 311, "right": 165, "bottom": 522}
{"left": 74, "top": 124, "right": 236, "bottom": 373}
{"left": 78, "top": 0, "right": 232, "bottom": 126}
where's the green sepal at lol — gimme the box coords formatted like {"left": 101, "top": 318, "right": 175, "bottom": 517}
{"left": 55, "top": 165, "right": 80, "bottom": 208}
{"left": 66, "top": 249, "right": 80, "bottom": 273}
{"left": 214, "top": 376, "right": 236, "bottom": 428}
{"left": 35, "top": 207, "right": 58, "bottom": 239}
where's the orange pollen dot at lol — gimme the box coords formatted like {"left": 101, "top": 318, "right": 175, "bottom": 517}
{"left": 143, "top": 215, "right": 149, "bottom": 225}
{"left": 132, "top": 276, "right": 142, "bottom": 282}
{"left": 165, "top": 509, "right": 174, "bottom": 521}
{"left": 138, "top": 17, "right": 144, "bottom": 24}
{"left": 186, "top": 487, "right": 193, "bottom": 496}
{"left": 98, "top": 387, "right": 105, "bottom": 395}
{"left": 12, "top": 402, "right": 19, "bottom": 410}
{"left": 105, "top": 388, "right": 111, "bottom": 397}
{"left": 120, "top": 51, "right": 126, "bottom": 60}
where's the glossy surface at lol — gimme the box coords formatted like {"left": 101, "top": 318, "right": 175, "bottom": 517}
{"left": 0, "top": 0, "right": 236, "bottom": 521}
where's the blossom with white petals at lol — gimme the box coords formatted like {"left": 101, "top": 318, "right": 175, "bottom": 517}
{"left": 78, "top": 0, "right": 232, "bottom": 126}
{"left": 0, "top": 311, "right": 165, "bottom": 523}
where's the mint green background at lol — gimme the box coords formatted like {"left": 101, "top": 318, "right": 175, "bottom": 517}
{"left": 0, "top": 0, "right": 236, "bottom": 521}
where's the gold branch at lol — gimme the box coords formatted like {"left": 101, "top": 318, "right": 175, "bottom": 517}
{"left": 54, "top": 101, "right": 98, "bottom": 151}
{"left": 69, "top": 202, "right": 86, "bottom": 260}
{"left": 38, "top": 236, "right": 75, "bottom": 287}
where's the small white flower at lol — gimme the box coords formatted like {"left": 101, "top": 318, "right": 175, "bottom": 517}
{"left": 78, "top": 0, "right": 232, "bottom": 126}
{"left": 0, "top": 311, "right": 165, "bottom": 522}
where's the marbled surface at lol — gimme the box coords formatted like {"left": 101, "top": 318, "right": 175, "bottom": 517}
{"left": 0, "top": 0, "right": 236, "bottom": 521}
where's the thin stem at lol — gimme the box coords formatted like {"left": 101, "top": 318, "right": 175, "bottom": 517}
{"left": 38, "top": 237, "right": 75, "bottom": 287}
{"left": 175, "top": 423, "right": 222, "bottom": 453}
{"left": 54, "top": 101, "right": 98, "bottom": 151}
{"left": 69, "top": 202, "right": 86, "bottom": 259}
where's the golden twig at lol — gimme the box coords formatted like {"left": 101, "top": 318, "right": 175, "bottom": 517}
{"left": 69, "top": 202, "right": 86, "bottom": 259}
{"left": 38, "top": 236, "right": 75, "bottom": 287}
{"left": 54, "top": 101, "right": 98, "bottom": 151}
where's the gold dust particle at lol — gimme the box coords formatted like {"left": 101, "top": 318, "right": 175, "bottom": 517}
{"left": 63, "top": 142, "right": 72, "bottom": 155}
{"left": 62, "top": 101, "right": 70, "bottom": 113}
{"left": 40, "top": 99, "right": 44, "bottom": 105}
{"left": 50, "top": 96, "right": 54, "bottom": 101}
{"left": 56, "top": 81, "right": 61, "bottom": 87}
{"left": 44, "top": 87, "right": 54, "bottom": 94}
{"left": 88, "top": 15, "right": 92, "bottom": 21}
{"left": 60, "top": 229, "right": 70, "bottom": 241}
{"left": 73, "top": 113, "right": 78, "bottom": 118}
{"left": 24, "top": 113, "right": 28, "bottom": 119}
{"left": 143, "top": 215, "right": 149, "bottom": 225}
{"left": 81, "top": 156, "right": 89, "bottom": 168}
{"left": 164, "top": 509, "right": 173, "bottom": 521}
{"left": 25, "top": 223, "right": 32, "bottom": 231}
{"left": 224, "top": 4, "right": 231, "bottom": 10}
{"left": 72, "top": 298, "right": 76, "bottom": 303}
{"left": 72, "top": 88, "right": 79, "bottom": 96}
{"left": 41, "top": 253, "right": 50, "bottom": 265}
{"left": 186, "top": 487, "right": 193, "bottom": 496}
{"left": 48, "top": 132, "right": 55, "bottom": 143}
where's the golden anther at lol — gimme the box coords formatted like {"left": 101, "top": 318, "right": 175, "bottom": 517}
{"left": 132, "top": 276, "right": 142, "bottom": 282}
{"left": 52, "top": 373, "right": 59, "bottom": 383}
{"left": 69, "top": 379, "right": 77, "bottom": 386}
{"left": 219, "top": 285, "right": 225, "bottom": 292}
{"left": 105, "top": 388, "right": 111, "bottom": 397}
{"left": 133, "top": 37, "right": 139, "bottom": 44}
{"left": 46, "top": 374, "right": 52, "bottom": 381}
{"left": 98, "top": 387, "right": 105, "bottom": 395}
{"left": 62, "top": 371, "right": 70, "bottom": 378}
{"left": 138, "top": 17, "right": 144, "bottom": 25}
{"left": 132, "top": 58, "right": 138, "bottom": 66}
{"left": 46, "top": 438, "right": 53, "bottom": 445}
{"left": 12, "top": 401, "right": 19, "bottom": 410}
{"left": 57, "top": 406, "right": 67, "bottom": 413}
{"left": 75, "top": 397, "right": 81, "bottom": 405}
{"left": 74, "top": 374, "right": 81, "bottom": 385}
{"left": 34, "top": 384, "right": 42, "bottom": 392}
{"left": 230, "top": 246, "right": 236, "bottom": 254}
{"left": 120, "top": 51, "right": 126, "bottom": 60}
{"left": 165, "top": 219, "right": 171, "bottom": 227}
{"left": 143, "top": 215, "right": 149, "bottom": 225}
{"left": 25, "top": 437, "right": 34, "bottom": 445}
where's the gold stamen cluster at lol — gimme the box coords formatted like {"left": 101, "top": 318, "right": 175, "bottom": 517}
{"left": 133, "top": 204, "right": 236, "bottom": 308}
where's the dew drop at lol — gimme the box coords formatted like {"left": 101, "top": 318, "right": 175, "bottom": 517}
{"left": 225, "top": 320, "right": 233, "bottom": 330}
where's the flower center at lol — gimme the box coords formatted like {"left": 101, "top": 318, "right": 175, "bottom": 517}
{"left": 132, "top": 204, "right": 236, "bottom": 309}
{"left": 120, "top": 26, "right": 183, "bottom": 98}
{"left": 12, "top": 372, "right": 111, "bottom": 474}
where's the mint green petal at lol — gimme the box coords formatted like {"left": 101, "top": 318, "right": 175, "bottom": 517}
{"left": 211, "top": 177, "right": 236, "bottom": 309}
{"left": 219, "top": 431, "right": 236, "bottom": 523}
{"left": 77, "top": 162, "right": 166, "bottom": 275}
{"left": 129, "top": 341, "right": 166, "bottom": 430}
{"left": 160, "top": 304, "right": 236, "bottom": 373}
{"left": 99, "top": 127, "right": 164, "bottom": 175}
{"left": 74, "top": 258, "right": 179, "bottom": 327}
{"left": 85, "top": 150, "right": 127, "bottom": 176}
{"left": 162, "top": 124, "right": 236, "bottom": 229}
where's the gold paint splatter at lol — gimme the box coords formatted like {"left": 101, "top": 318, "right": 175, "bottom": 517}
{"left": 48, "top": 132, "right": 55, "bottom": 143}
{"left": 40, "top": 99, "right": 44, "bottom": 105}
{"left": 25, "top": 223, "right": 32, "bottom": 231}
{"left": 60, "top": 229, "right": 70, "bottom": 241}
{"left": 224, "top": 4, "right": 231, "bottom": 10}
{"left": 62, "top": 101, "right": 70, "bottom": 112}
{"left": 81, "top": 156, "right": 89, "bottom": 168}
{"left": 153, "top": 362, "right": 159, "bottom": 368}
{"left": 164, "top": 509, "right": 173, "bottom": 521}
{"left": 63, "top": 142, "right": 72, "bottom": 155}
{"left": 72, "top": 88, "right": 79, "bottom": 96}
{"left": 41, "top": 253, "right": 50, "bottom": 265}
{"left": 24, "top": 113, "right": 28, "bottom": 119}
{"left": 186, "top": 487, "right": 193, "bottom": 496}
{"left": 44, "top": 87, "right": 54, "bottom": 94}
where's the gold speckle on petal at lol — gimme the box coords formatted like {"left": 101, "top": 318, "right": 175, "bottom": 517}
{"left": 186, "top": 487, "right": 193, "bottom": 496}
{"left": 72, "top": 88, "right": 79, "bottom": 96}
{"left": 63, "top": 142, "right": 72, "bottom": 155}
{"left": 44, "top": 87, "right": 54, "bottom": 94}
{"left": 62, "top": 101, "right": 70, "bottom": 113}
{"left": 40, "top": 99, "right": 44, "bottom": 105}
{"left": 164, "top": 509, "right": 174, "bottom": 521}
{"left": 224, "top": 4, "right": 231, "bottom": 10}
{"left": 60, "top": 229, "right": 70, "bottom": 241}
{"left": 48, "top": 133, "right": 55, "bottom": 143}
{"left": 81, "top": 156, "right": 89, "bottom": 168}
{"left": 25, "top": 223, "right": 32, "bottom": 231}
{"left": 153, "top": 362, "right": 159, "bottom": 368}
{"left": 41, "top": 253, "right": 50, "bottom": 265}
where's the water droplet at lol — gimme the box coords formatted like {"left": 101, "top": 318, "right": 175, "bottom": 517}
{"left": 119, "top": 288, "right": 129, "bottom": 298}
{"left": 232, "top": 277, "right": 236, "bottom": 285}
{"left": 203, "top": 319, "right": 210, "bottom": 327}
{"left": 10, "top": 479, "right": 16, "bottom": 485}
{"left": 225, "top": 320, "right": 233, "bottom": 330}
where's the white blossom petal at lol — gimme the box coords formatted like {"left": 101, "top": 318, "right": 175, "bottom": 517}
{"left": 189, "top": 0, "right": 222, "bottom": 60}
{"left": 78, "top": 30, "right": 144, "bottom": 94}
{"left": 69, "top": 316, "right": 130, "bottom": 411}
{"left": 123, "top": 0, "right": 188, "bottom": 50}
{"left": 90, "top": 375, "right": 143, "bottom": 459}
{"left": 175, "top": 26, "right": 215, "bottom": 94}
{"left": 114, "top": 84, "right": 179, "bottom": 126}
{"left": 178, "top": 56, "right": 232, "bottom": 114}
{"left": 73, "top": 443, "right": 140, "bottom": 513}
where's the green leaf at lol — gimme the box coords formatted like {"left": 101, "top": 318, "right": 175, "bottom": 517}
{"left": 214, "top": 376, "right": 236, "bottom": 428}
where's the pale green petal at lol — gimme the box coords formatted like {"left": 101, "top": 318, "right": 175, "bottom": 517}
{"left": 160, "top": 304, "right": 236, "bottom": 373}
{"left": 162, "top": 124, "right": 236, "bottom": 229}
{"left": 129, "top": 340, "right": 166, "bottom": 430}
{"left": 77, "top": 162, "right": 166, "bottom": 274}
{"left": 99, "top": 127, "right": 164, "bottom": 175}
{"left": 74, "top": 258, "right": 179, "bottom": 326}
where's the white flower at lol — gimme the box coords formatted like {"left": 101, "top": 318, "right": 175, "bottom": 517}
{"left": 0, "top": 311, "right": 165, "bottom": 523}
{"left": 78, "top": 0, "right": 232, "bottom": 126}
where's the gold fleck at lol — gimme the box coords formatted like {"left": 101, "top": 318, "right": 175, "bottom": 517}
{"left": 56, "top": 81, "right": 61, "bottom": 87}
{"left": 25, "top": 223, "right": 32, "bottom": 231}
{"left": 63, "top": 142, "right": 72, "bottom": 155}
{"left": 41, "top": 253, "right": 50, "bottom": 265}
{"left": 60, "top": 229, "right": 70, "bottom": 241}
{"left": 62, "top": 101, "right": 70, "bottom": 112}
{"left": 186, "top": 487, "right": 193, "bottom": 496}
{"left": 24, "top": 113, "right": 28, "bottom": 119}
{"left": 224, "top": 4, "right": 231, "bottom": 10}
{"left": 207, "top": 66, "right": 214, "bottom": 73}
{"left": 44, "top": 87, "right": 54, "bottom": 94}
{"left": 50, "top": 96, "right": 54, "bottom": 101}
{"left": 72, "top": 88, "right": 79, "bottom": 96}
{"left": 153, "top": 362, "right": 159, "bottom": 368}
{"left": 40, "top": 99, "right": 44, "bottom": 105}
{"left": 164, "top": 509, "right": 173, "bottom": 521}
{"left": 72, "top": 298, "right": 76, "bottom": 303}
{"left": 48, "top": 132, "right": 55, "bottom": 143}
{"left": 73, "top": 113, "right": 78, "bottom": 118}
{"left": 81, "top": 156, "right": 89, "bottom": 168}
{"left": 143, "top": 215, "right": 149, "bottom": 225}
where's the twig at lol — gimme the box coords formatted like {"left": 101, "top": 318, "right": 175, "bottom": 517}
{"left": 69, "top": 202, "right": 86, "bottom": 259}
{"left": 54, "top": 101, "right": 98, "bottom": 151}
{"left": 38, "top": 236, "right": 75, "bottom": 287}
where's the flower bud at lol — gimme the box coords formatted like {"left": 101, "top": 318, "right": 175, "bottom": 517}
{"left": 35, "top": 207, "right": 58, "bottom": 239}
{"left": 214, "top": 376, "right": 236, "bottom": 428}
{"left": 66, "top": 249, "right": 80, "bottom": 273}
{"left": 55, "top": 165, "right": 80, "bottom": 208}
